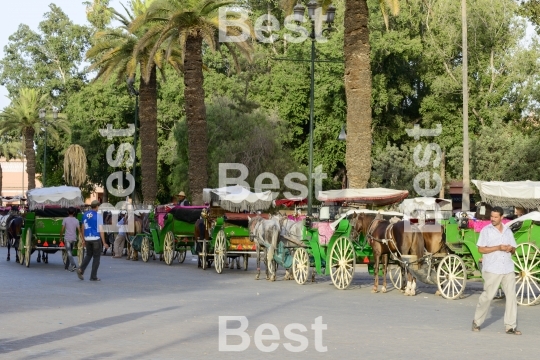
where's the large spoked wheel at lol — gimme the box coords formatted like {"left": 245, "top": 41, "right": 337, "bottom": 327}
{"left": 177, "top": 246, "right": 187, "bottom": 263}
{"left": 437, "top": 254, "right": 466, "bottom": 300}
{"left": 18, "top": 244, "right": 24, "bottom": 266}
{"left": 25, "top": 229, "right": 32, "bottom": 267}
{"left": 329, "top": 236, "right": 356, "bottom": 290}
{"left": 201, "top": 240, "right": 208, "bottom": 270}
{"left": 141, "top": 236, "right": 151, "bottom": 263}
{"left": 293, "top": 248, "right": 310, "bottom": 285}
{"left": 514, "top": 242, "right": 540, "bottom": 306}
{"left": 214, "top": 231, "right": 227, "bottom": 274}
{"left": 388, "top": 264, "right": 403, "bottom": 291}
{"left": 163, "top": 231, "right": 175, "bottom": 265}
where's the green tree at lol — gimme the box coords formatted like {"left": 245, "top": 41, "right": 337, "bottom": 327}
{"left": 0, "top": 88, "right": 70, "bottom": 190}
{"left": 0, "top": 4, "right": 91, "bottom": 105}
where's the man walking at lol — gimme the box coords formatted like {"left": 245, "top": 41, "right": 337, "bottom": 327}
{"left": 472, "top": 206, "right": 521, "bottom": 335}
{"left": 77, "top": 200, "right": 109, "bottom": 281}
{"left": 61, "top": 207, "right": 80, "bottom": 272}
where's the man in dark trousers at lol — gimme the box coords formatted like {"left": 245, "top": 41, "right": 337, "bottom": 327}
{"left": 77, "top": 200, "right": 109, "bottom": 281}
{"left": 472, "top": 206, "right": 521, "bottom": 334}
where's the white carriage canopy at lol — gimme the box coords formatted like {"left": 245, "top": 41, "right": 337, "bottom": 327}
{"left": 505, "top": 211, "right": 540, "bottom": 228}
{"left": 203, "top": 185, "right": 273, "bottom": 212}
{"left": 317, "top": 188, "right": 409, "bottom": 205}
{"left": 472, "top": 180, "right": 540, "bottom": 209}
{"left": 26, "top": 186, "right": 84, "bottom": 210}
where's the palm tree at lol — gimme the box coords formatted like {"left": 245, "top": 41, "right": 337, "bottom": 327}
{"left": 0, "top": 88, "right": 70, "bottom": 190}
{"left": 344, "top": 0, "right": 399, "bottom": 188}
{"left": 86, "top": 0, "right": 182, "bottom": 204}
{"left": 131, "top": 0, "right": 251, "bottom": 205}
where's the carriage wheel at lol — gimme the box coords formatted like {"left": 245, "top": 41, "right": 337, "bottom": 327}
{"left": 243, "top": 254, "right": 249, "bottom": 271}
{"left": 201, "top": 240, "right": 208, "bottom": 270}
{"left": 62, "top": 250, "right": 68, "bottom": 265}
{"left": 163, "top": 231, "right": 175, "bottom": 266}
{"left": 214, "top": 230, "right": 227, "bottom": 274}
{"left": 293, "top": 248, "right": 310, "bottom": 285}
{"left": 513, "top": 243, "right": 540, "bottom": 306}
{"left": 388, "top": 264, "right": 403, "bottom": 291}
{"left": 77, "top": 240, "right": 85, "bottom": 266}
{"left": 141, "top": 236, "right": 150, "bottom": 263}
{"left": 329, "top": 236, "right": 355, "bottom": 290}
{"left": 437, "top": 254, "right": 466, "bottom": 300}
{"left": 177, "top": 246, "right": 187, "bottom": 263}
{"left": 24, "top": 229, "right": 32, "bottom": 267}
{"left": 18, "top": 246, "right": 24, "bottom": 266}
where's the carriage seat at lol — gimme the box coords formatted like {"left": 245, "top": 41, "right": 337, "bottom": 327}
{"left": 469, "top": 218, "right": 510, "bottom": 233}
{"left": 34, "top": 207, "right": 82, "bottom": 218}
{"left": 168, "top": 206, "right": 207, "bottom": 224}
{"left": 312, "top": 222, "right": 334, "bottom": 245}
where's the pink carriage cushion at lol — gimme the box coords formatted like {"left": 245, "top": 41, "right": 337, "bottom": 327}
{"left": 287, "top": 215, "right": 306, "bottom": 221}
{"left": 468, "top": 218, "right": 510, "bottom": 233}
{"left": 312, "top": 222, "right": 334, "bottom": 245}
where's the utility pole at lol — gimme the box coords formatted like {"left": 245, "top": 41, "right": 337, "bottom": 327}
{"left": 461, "top": 0, "right": 470, "bottom": 211}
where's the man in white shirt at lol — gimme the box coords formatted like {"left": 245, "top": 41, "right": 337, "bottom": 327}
{"left": 472, "top": 206, "right": 521, "bottom": 335}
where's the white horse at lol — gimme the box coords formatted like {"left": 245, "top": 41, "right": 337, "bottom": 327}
{"left": 272, "top": 214, "right": 304, "bottom": 281}
{"left": 0, "top": 214, "right": 10, "bottom": 247}
{"left": 248, "top": 215, "right": 280, "bottom": 281}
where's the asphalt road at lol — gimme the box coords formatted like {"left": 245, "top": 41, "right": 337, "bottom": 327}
{"left": 1, "top": 247, "right": 539, "bottom": 359}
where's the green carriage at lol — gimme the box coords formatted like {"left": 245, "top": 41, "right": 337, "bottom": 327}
{"left": 391, "top": 181, "right": 540, "bottom": 305}
{"left": 19, "top": 186, "right": 85, "bottom": 268}
{"left": 200, "top": 186, "right": 274, "bottom": 273}
{"left": 291, "top": 188, "right": 409, "bottom": 289}
{"left": 140, "top": 205, "right": 207, "bottom": 265}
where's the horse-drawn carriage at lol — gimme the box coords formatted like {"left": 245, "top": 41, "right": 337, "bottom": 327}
{"left": 137, "top": 205, "right": 205, "bottom": 265}
{"left": 19, "top": 186, "right": 85, "bottom": 268}
{"left": 282, "top": 188, "right": 409, "bottom": 290}
{"left": 431, "top": 180, "right": 540, "bottom": 305}
{"left": 356, "top": 180, "right": 540, "bottom": 305}
{"left": 201, "top": 186, "right": 274, "bottom": 275}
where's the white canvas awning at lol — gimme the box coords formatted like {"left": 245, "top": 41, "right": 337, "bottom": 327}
{"left": 203, "top": 185, "right": 273, "bottom": 212}
{"left": 505, "top": 211, "right": 540, "bottom": 228}
{"left": 317, "top": 188, "right": 409, "bottom": 205}
{"left": 27, "top": 186, "right": 84, "bottom": 210}
{"left": 472, "top": 180, "right": 540, "bottom": 208}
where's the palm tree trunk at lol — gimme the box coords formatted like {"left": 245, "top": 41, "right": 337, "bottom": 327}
{"left": 344, "top": 0, "right": 372, "bottom": 188}
{"left": 25, "top": 127, "right": 36, "bottom": 190}
{"left": 184, "top": 33, "right": 208, "bottom": 205}
{"left": 139, "top": 65, "right": 158, "bottom": 204}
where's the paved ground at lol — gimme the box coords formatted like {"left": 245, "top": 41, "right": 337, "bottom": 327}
{"left": 0, "top": 246, "right": 539, "bottom": 359}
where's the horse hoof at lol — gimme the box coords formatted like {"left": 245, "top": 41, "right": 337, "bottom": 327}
{"left": 6, "top": 257, "right": 9, "bottom": 261}
{"left": 435, "top": 290, "right": 441, "bottom": 296}
{"left": 382, "top": 287, "right": 387, "bottom": 293}
{"left": 371, "top": 289, "right": 379, "bottom": 293}
{"left": 255, "top": 275, "right": 260, "bottom": 280}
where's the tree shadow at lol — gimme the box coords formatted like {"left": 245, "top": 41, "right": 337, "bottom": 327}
{"left": 0, "top": 306, "right": 179, "bottom": 355}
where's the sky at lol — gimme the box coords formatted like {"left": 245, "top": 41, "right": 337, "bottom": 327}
{"left": 0, "top": 0, "right": 122, "bottom": 110}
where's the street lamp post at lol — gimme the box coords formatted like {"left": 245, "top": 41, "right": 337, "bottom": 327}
{"left": 39, "top": 108, "right": 57, "bottom": 187}
{"left": 293, "top": 1, "right": 336, "bottom": 216}
{"left": 127, "top": 77, "right": 139, "bottom": 203}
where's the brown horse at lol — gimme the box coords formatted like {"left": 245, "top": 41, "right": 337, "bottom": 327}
{"left": 6, "top": 216, "right": 23, "bottom": 263}
{"left": 354, "top": 213, "right": 424, "bottom": 295}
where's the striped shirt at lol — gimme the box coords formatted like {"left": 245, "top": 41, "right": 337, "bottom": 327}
{"left": 477, "top": 223, "right": 516, "bottom": 274}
